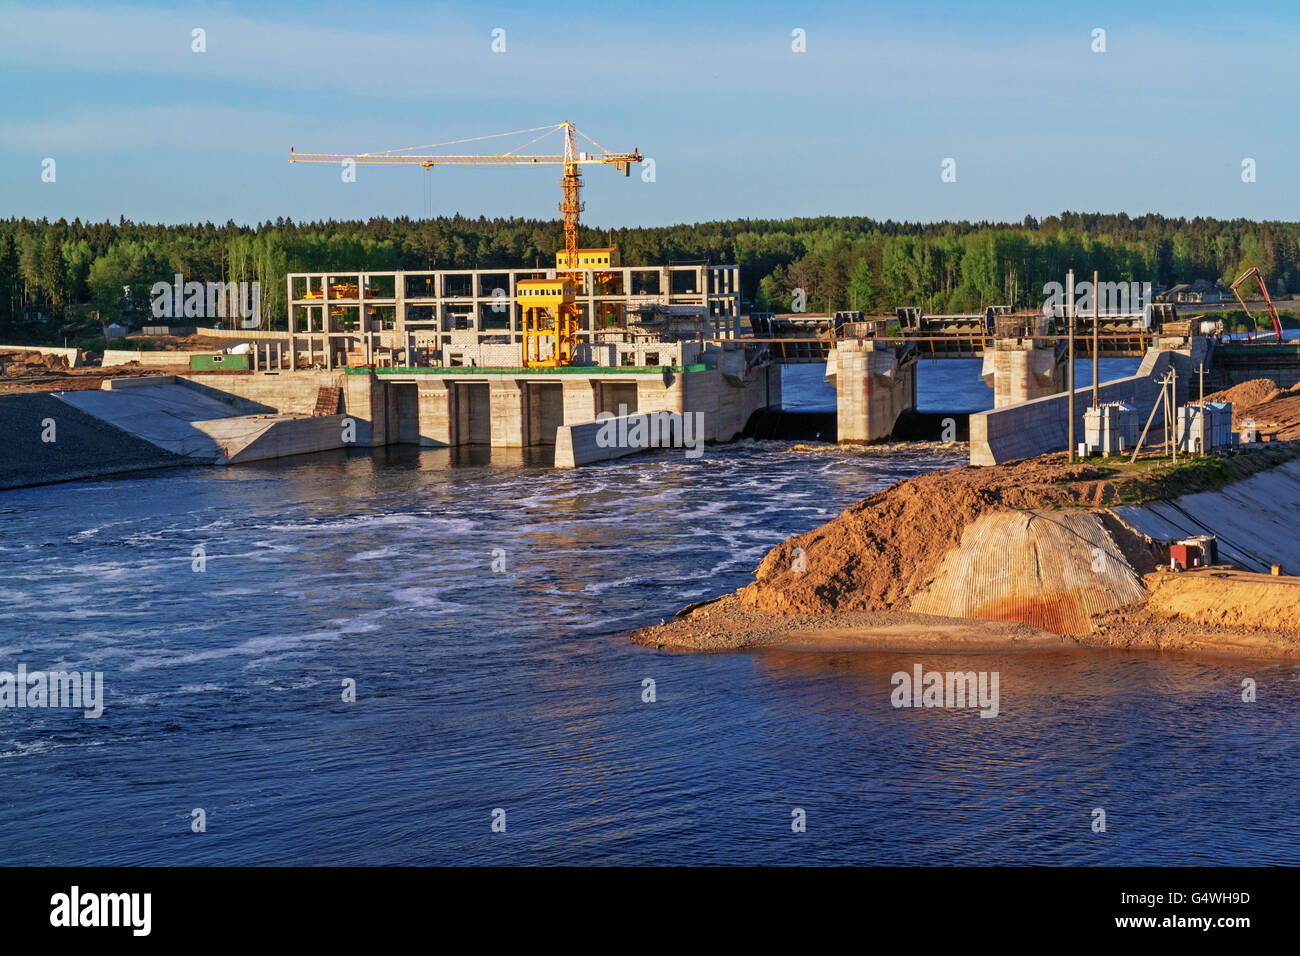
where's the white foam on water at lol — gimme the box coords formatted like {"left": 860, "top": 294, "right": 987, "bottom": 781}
{"left": 388, "top": 586, "right": 468, "bottom": 614}
{"left": 125, "top": 625, "right": 364, "bottom": 671}
{"left": 0, "top": 739, "right": 56, "bottom": 760}
{"left": 581, "top": 574, "right": 646, "bottom": 595}
{"left": 351, "top": 546, "right": 403, "bottom": 562}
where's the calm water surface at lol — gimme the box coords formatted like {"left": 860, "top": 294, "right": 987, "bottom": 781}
{"left": 0, "top": 364, "right": 1295, "bottom": 865}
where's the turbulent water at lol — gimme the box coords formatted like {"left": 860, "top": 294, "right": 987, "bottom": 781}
{"left": 1, "top": 363, "right": 1297, "bottom": 865}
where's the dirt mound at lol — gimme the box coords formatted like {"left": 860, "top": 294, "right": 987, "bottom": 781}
{"left": 738, "top": 458, "right": 1125, "bottom": 614}
{"left": 2, "top": 350, "right": 68, "bottom": 370}
{"left": 1190, "top": 377, "right": 1300, "bottom": 439}
{"left": 3, "top": 350, "right": 44, "bottom": 367}
{"left": 735, "top": 446, "right": 1300, "bottom": 616}
{"left": 1144, "top": 569, "right": 1300, "bottom": 630}
{"left": 1197, "top": 377, "right": 1280, "bottom": 414}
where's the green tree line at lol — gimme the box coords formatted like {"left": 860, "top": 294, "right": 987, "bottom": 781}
{"left": 1, "top": 211, "right": 1297, "bottom": 340}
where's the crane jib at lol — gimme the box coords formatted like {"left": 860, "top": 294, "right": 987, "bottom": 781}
{"left": 286, "top": 125, "right": 642, "bottom": 368}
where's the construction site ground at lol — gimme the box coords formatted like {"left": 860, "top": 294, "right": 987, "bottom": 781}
{"left": 630, "top": 438, "right": 1300, "bottom": 660}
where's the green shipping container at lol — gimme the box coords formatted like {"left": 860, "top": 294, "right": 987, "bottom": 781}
{"left": 190, "top": 354, "right": 249, "bottom": 371}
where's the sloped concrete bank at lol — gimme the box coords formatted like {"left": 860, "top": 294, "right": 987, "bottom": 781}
{"left": 1, "top": 376, "right": 353, "bottom": 490}
{"left": 631, "top": 450, "right": 1300, "bottom": 659}
{"left": 54, "top": 378, "right": 350, "bottom": 465}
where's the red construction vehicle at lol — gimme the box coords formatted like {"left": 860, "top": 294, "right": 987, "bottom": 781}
{"left": 1229, "top": 267, "right": 1284, "bottom": 341}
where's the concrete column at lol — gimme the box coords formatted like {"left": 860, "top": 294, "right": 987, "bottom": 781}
{"left": 323, "top": 276, "right": 333, "bottom": 371}
{"left": 561, "top": 379, "right": 598, "bottom": 423}
{"left": 636, "top": 374, "right": 684, "bottom": 416}
{"left": 417, "top": 380, "right": 455, "bottom": 446}
{"left": 982, "top": 343, "right": 1067, "bottom": 408}
{"left": 286, "top": 276, "right": 297, "bottom": 371}
{"left": 358, "top": 276, "right": 368, "bottom": 366}
{"left": 395, "top": 272, "right": 406, "bottom": 342}
{"left": 508, "top": 273, "right": 517, "bottom": 341}
{"left": 489, "top": 380, "right": 526, "bottom": 447}
{"left": 342, "top": 372, "right": 386, "bottom": 447}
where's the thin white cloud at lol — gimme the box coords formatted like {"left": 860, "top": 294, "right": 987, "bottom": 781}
{"left": 1, "top": 2, "right": 1279, "bottom": 104}
{"left": 0, "top": 105, "right": 296, "bottom": 151}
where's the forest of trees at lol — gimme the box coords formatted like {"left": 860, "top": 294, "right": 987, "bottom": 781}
{"left": 2, "top": 211, "right": 1298, "bottom": 342}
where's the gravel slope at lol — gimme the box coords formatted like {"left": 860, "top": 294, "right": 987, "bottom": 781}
{"left": 0, "top": 393, "right": 187, "bottom": 489}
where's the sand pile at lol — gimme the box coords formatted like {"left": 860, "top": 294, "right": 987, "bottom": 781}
{"left": 737, "top": 458, "right": 1125, "bottom": 614}
{"left": 736, "top": 443, "right": 1300, "bottom": 616}
{"left": 1198, "top": 377, "right": 1281, "bottom": 410}
{"left": 1143, "top": 569, "right": 1300, "bottom": 630}
{"left": 1196, "top": 377, "right": 1281, "bottom": 422}
{"left": 1196, "top": 377, "right": 1300, "bottom": 439}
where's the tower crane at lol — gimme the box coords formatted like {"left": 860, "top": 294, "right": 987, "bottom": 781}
{"left": 289, "top": 123, "right": 642, "bottom": 367}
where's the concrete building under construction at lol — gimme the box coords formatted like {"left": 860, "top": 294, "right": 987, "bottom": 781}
{"left": 276, "top": 256, "right": 743, "bottom": 371}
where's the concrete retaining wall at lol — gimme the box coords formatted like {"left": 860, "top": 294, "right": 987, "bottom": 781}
{"left": 682, "top": 364, "right": 781, "bottom": 443}
{"left": 103, "top": 349, "right": 207, "bottom": 367}
{"left": 969, "top": 344, "right": 1204, "bottom": 465}
{"left": 53, "top": 382, "right": 249, "bottom": 461}
{"left": 198, "top": 414, "right": 350, "bottom": 463}
{"left": 104, "top": 375, "right": 178, "bottom": 389}
{"left": 555, "top": 412, "right": 707, "bottom": 468}
{"left": 177, "top": 370, "right": 340, "bottom": 416}
{"left": 1110, "top": 458, "right": 1300, "bottom": 574}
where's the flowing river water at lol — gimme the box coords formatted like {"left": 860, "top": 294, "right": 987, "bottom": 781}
{"left": 1, "top": 361, "right": 1297, "bottom": 865}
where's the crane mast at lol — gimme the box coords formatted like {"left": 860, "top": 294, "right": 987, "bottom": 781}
{"left": 288, "top": 123, "right": 641, "bottom": 367}
{"left": 559, "top": 123, "right": 584, "bottom": 288}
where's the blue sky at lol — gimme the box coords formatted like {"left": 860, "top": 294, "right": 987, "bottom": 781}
{"left": 2, "top": 0, "right": 1299, "bottom": 226}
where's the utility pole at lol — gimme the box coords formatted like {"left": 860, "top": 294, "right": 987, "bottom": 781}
{"left": 1161, "top": 374, "right": 1170, "bottom": 458}
{"left": 1131, "top": 370, "right": 1170, "bottom": 464}
{"left": 1067, "top": 269, "right": 1075, "bottom": 462}
{"left": 1092, "top": 269, "right": 1100, "bottom": 409}
{"left": 1170, "top": 366, "right": 1178, "bottom": 462}
{"left": 1197, "top": 363, "right": 1206, "bottom": 455}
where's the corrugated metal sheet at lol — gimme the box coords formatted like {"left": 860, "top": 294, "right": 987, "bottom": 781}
{"left": 909, "top": 509, "right": 1145, "bottom": 635}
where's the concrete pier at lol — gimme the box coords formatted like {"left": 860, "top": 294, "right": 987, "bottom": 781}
{"left": 827, "top": 338, "right": 918, "bottom": 442}
{"left": 981, "top": 339, "right": 1068, "bottom": 407}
